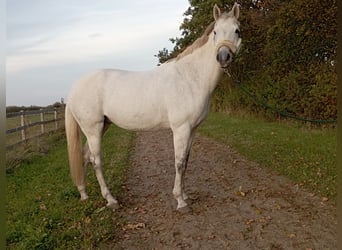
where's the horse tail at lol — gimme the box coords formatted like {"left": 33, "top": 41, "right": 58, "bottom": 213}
{"left": 65, "top": 105, "right": 85, "bottom": 188}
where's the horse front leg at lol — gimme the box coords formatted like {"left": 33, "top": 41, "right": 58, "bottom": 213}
{"left": 172, "top": 126, "right": 194, "bottom": 209}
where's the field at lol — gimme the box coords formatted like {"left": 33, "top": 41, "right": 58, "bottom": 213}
{"left": 6, "top": 112, "right": 336, "bottom": 248}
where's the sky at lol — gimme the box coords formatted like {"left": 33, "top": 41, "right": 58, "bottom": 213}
{"left": 6, "top": 0, "right": 189, "bottom": 106}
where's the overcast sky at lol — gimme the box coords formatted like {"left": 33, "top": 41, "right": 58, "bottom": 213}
{"left": 6, "top": 0, "right": 189, "bottom": 106}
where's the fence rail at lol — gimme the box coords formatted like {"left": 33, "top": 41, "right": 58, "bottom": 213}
{"left": 6, "top": 106, "right": 65, "bottom": 150}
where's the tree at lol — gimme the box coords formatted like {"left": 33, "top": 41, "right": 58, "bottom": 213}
{"left": 259, "top": 0, "right": 337, "bottom": 120}
{"left": 156, "top": 0, "right": 337, "bottom": 122}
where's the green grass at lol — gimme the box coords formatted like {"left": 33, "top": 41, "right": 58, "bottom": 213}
{"left": 6, "top": 125, "right": 134, "bottom": 249}
{"left": 198, "top": 112, "right": 337, "bottom": 198}
{"left": 6, "top": 112, "right": 337, "bottom": 248}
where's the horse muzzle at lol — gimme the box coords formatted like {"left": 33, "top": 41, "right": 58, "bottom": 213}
{"left": 216, "top": 46, "right": 233, "bottom": 68}
{"left": 215, "top": 39, "right": 241, "bottom": 68}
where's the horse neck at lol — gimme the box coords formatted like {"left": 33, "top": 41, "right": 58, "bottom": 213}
{"left": 176, "top": 36, "right": 223, "bottom": 94}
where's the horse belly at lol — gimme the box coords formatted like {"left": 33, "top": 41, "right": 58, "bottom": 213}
{"left": 105, "top": 99, "right": 169, "bottom": 131}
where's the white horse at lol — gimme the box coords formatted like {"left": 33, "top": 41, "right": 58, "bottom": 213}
{"left": 65, "top": 3, "right": 242, "bottom": 210}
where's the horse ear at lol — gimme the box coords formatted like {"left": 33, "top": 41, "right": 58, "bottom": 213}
{"left": 213, "top": 4, "right": 221, "bottom": 21}
{"left": 231, "top": 2, "right": 240, "bottom": 19}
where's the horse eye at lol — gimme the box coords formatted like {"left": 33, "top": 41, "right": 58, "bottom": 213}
{"left": 235, "top": 29, "right": 240, "bottom": 36}
{"left": 214, "top": 31, "right": 217, "bottom": 36}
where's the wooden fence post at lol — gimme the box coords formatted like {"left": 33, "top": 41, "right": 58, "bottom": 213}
{"left": 20, "top": 110, "right": 26, "bottom": 141}
{"left": 6, "top": 105, "right": 67, "bottom": 150}
{"left": 40, "top": 108, "right": 45, "bottom": 134}
{"left": 54, "top": 108, "right": 58, "bottom": 130}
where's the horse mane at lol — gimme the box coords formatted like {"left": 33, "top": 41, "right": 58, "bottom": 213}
{"left": 173, "top": 21, "right": 215, "bottom": 61}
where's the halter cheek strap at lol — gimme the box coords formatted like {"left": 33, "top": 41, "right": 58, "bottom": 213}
{"left": 216, "top": 40, "right": 239, "bottom": 55}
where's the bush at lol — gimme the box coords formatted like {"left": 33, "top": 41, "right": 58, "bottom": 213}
{"left": 157, "top": 0, "right": 337, "bottom": 124}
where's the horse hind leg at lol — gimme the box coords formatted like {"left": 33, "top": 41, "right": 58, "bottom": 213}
{"left": 78, "top": 142, "right": 91, "bottom": 201}
{"left": 81, "top": 120, "right": 112, "bottom": 200}
{"left": 85, "top": 123, "right": 119, "bottom": 210}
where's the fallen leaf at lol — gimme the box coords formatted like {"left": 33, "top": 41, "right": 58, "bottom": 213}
{"left": 73, "top": 221, "right": 82, "bottom": 230}
{"left": 255, "top": 208, "right": 262, "bottom": 215}
{"left": 235, "top": 186, "right": 246, "bottom": 197}
{"left": 259, "top": 217, "right": 266, "bottom": 223}
{"left": 208, "top": 234, "right": 216, "bottom": 239}
{"left": 238, "top": 191, "right": 246, "bottom": 197}
{"left": 124, "top": 222, "right": 146, "bottom": 230}
{"left": 95, "top": 206, "right": 106, "bottom": 213}
{"left": 322, "top": 197, "right": 329, "bottom": 202}
{"left": 275, "top": 204, "right": 281, "bottom": 210}
{"left": 40, "top": 204, "right": 47, "bottom": 210}
{"left": 84, "top": 216, "right": 91, "bottom": 224}
{"left": 246, "top": 219, "right": 255, "bottom": 225}
{"left": 288, "top": 233, "right": 296, "bottom": 238}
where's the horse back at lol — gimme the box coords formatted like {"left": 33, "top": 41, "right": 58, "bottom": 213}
{"left": 68, "top": 67, "right": 210, "bottom": 131}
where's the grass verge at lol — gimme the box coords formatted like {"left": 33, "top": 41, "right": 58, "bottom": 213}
{"left": 6, "top": 125, "right": 134, "bottom": 249}
{"left": 6, "top": 130, "right": 65, "bottom": 173}
{"left": 198, "top": 112, "right": 337, "bottom": 198}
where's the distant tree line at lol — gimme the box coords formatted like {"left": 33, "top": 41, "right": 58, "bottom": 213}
{"left": 6, "top": 102, "right": 64, "bottom": 113}
{"left": 155, "top": 0, "right": 337, "bottom": 122}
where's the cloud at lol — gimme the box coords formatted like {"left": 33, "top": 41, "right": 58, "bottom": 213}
{"left": 7, "top": 18, "right": 178, "bottom": 73}
{"left": 6, "top": 0, "right": 189, "bottom": 106}
{"left": 7, "top": 2, "right": 186, "bottom": 73}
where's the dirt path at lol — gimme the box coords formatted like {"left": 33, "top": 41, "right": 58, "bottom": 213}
{"left": 112, "top": 130, "right": 336, "bottom": 249}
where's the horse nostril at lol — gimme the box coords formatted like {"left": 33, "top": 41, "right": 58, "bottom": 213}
{"left": 217, "top": 48, "right": 232, "bottom": 65}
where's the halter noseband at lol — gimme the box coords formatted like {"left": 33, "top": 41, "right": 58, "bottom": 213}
{"left": 216, "top": 40, "right": 238, "bottom": 77}
{"left": 216, "top": 40, "right": 238, "bottom": 55}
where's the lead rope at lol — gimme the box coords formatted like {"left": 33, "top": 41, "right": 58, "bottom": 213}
{"left": 223, "top": 67, "right": 231, "bottom": 77}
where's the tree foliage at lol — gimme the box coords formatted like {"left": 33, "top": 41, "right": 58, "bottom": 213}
{"left": 156, "top": 0, "right": 337, "bottom": 122}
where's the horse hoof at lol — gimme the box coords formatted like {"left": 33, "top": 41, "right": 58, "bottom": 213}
{"left": 107, "top": 201, "right": 119, "bottom": 210}
{"left": 80, "top": 195, "right": 89, "bottom": 201}
{"left": 79, "top": 190, "right": 89, "bottom": 201}
{"left": 177, "top": 205, "right": 193, "bottom": 214}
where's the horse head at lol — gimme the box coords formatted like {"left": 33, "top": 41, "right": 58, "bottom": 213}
{"left": 213, "top": 3, "right": 242, "bottom": 69}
